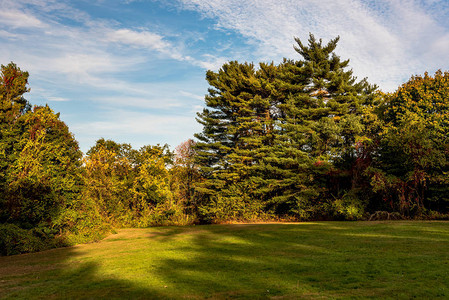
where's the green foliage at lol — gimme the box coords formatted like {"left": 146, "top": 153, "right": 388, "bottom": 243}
{"left": 194, "top": 61, "right": 272, "bottom": 221}
{"left": 0, "top": 223, "right": 57, "bottom": 256}
{"left": 4, "top": 105, "right": 82, "bottom": 226}
{"left": 0, "top": 62, "right": 31, "bottom": 222}
{"left": 171, "top": 139, "right": 202, "bottom": 215}
{"left": 0, "top": 62, "right": 30, "bottom": 122}
{"left": 83, "top": 139, "right": 191, "bottom": 227}
{"left": 370, "top": 71, "right": 449, "bottom": 215}
{"left": 194, "top": 35, "right": 449, "bottom": 221}
{"left": 83, "top": 145, "right": 133, "bottom": 225}
{"left": 133, "top": 144, "right": 173, "bottom": 207}
{"left": 4, "top": 38, "right": 449, "bottom": 255}
{"left": 331, "top": 190, "right": 366, "bottom": 220}
{"left": 0, "top": 63, "right": 102, "bottom": 255}
{"left": 194, "top": 34, "right": 378, "bottom": 221}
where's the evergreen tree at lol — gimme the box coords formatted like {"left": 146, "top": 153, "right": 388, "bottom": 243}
{"left": 195, "top": 61, "right": 275, "bottom": 221}
{"left": 194, "top": 34, "right": 378, "bottom": 221}
{"left": 265, "top": 34, "right": 377, "bottom": 219}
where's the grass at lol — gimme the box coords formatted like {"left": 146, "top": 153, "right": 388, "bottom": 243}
{"left": 1, "top": 221, "right": 449, "bottom": 299}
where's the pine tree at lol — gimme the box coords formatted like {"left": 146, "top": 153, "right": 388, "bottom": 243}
{"left": 194, "top": 35, "right": 378, "bottom": 221}
{"left": 255, "top": 34, "right": 377, "bottom": 219}
{"left": 195, "top": 61, "right": 275, "bottom": 221}
{"left": 267, "top": 34, "right": 376, "bottom": 219}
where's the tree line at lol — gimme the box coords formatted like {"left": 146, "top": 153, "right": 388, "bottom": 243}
{"left": 193, "top": 35, "right": 449, "bottom": 221}
{"left": 1, "top": 34, "right": 449, "bottom": 255}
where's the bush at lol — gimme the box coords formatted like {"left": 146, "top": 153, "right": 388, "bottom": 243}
{"left": 198, "top": 194, "right": 265, "bottom": 224}
{"left": 332, "top": 193, "right": 366, "bottom": 221}
{"left": 417, "top": 209, "right": 449, "bottom": 220}
{"left": 0, "top": 224, "right": 55, "bottom": 256}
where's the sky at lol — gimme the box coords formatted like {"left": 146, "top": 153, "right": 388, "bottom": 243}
{"left": 1, "top": 0, "right": 449, "bottom": 153}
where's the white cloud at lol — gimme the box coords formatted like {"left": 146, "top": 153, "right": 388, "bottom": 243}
{"left": 72, "top": 109, "right": 202, "bottom": 150}
{"left": 176, "top": 0, "right": 449, "bottom": 91}
{"left": 102, "top": 28, "right": 229, "bottom": 69}
{"left": 91, "top": 96, "right": 183, "bottom": 109}
{"left": 0, "top": 0, "right": 215, "bottom": 79}
{"left": 0, "top": 9, "right": 45, "bottom": 28}
{"left": 0, "top": 29, "right": 21, "bottom": 39}
{"left": 47, "top": 96, "right": 69, "bottom": 102}
{"left": 103, "top": 28, "right": 200, "bottom": 63}
{"left": 105, "top": 28, "right": 171, "bottom": 52}
{"left": 50, "top": 53, "right": 123, "bottom": 75}
{"left": 179, "top": 90, "right": 204, "bottom": 101}
{"left": 194, "top": 54, "right": 228, "bottom": 70}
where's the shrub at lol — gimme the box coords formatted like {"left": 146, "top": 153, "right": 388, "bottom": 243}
{"left": 0, "top": 224, "right": 54, "bottom": 256}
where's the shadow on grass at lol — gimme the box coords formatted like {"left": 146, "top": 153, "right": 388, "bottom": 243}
{"left": 1, "top": 221, "right": 449, "bottom": 299}
{"left": 0, "top": 245, "right": 164, "bottom": 299}
{"left": 142, "top": 222, "right": 449, "bottom": 298}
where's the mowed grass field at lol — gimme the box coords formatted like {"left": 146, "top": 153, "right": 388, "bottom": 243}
{"left": 1, "top": 221, "right": 449, "bottom": 299}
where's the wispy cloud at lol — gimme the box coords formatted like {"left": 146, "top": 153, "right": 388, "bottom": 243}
{"left": 176, "top": 0, "right": 449, "bottom": 91}
{"left": 0, "top": 0, "right": 218, "bottom": 86}
{"left": 106, "top": 28, "right": 169, "bottom": 50}
{"left": 72, "top": 109, "right": 202, "bottom": 149}
{"left": 194, "top": 54, "right": 228, "bottom": 70}
{"left": 0, "top": 9, "right": 45, "bottom": 28}
{"left": 0, "top": 29, "right": 20, "bottom": 39}
{"left": 91, "top": 95, "right": 183, "bottom": 109}
{"left": 47, "top": 96, "right": 70, "bottom": 102}
{"left": 0, "top": 0, "right": 215, "bottom": 151}
{"left": 2, "top": 0, "right": 449, "bottom": 153}
{"left": 104, "top": 28, "right": 178, "bottom": 58}
{"left": 179, "top": 90, "right": 204, "bottom": 101}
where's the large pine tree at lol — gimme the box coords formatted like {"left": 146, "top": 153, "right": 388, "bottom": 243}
{"left": 263, "top": 34, "right": 377, "bottom": 219}
{"left": 194, "top": 35, "right": 378, "bottom": 221}
{"left": 195, "top": 61, "right": 274, "bottom": 221}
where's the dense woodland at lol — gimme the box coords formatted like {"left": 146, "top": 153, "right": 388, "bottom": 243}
{"left": 1, "top": 34, "right": 449, "bottom": 255}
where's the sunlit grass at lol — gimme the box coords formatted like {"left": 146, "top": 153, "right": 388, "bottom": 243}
{"left": 1, "top": 221, "right": 449, "bottom": 299}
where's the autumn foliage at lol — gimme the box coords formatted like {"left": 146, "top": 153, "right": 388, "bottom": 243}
{"left": 1, "top": 36, "right": 449, "bottom": 255}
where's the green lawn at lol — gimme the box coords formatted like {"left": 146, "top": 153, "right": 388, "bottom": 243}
{"left": 1, "top": 221, "right": 449, "bottom": 299}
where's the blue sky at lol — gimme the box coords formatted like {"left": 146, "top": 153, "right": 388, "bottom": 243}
{"left": 1, "top": 0, "right": 449, "bottom": 153}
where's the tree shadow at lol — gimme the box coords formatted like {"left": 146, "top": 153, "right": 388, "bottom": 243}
{"left": 0, "top": 241, "right": 163, "bottom": 299}
{"left": 1, "top": 221, "right": 449, "bottom": 299}
{"left": 142, "top": 222, "right": 449, "bottom": 298}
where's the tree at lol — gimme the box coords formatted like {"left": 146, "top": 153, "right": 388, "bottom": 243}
{"left": 83, "top": 145, "right": 131, "bottom": 225}
{"left": 370, "top": 71, "right": 449, "bottom": 214}
{"left": 87, "top": 138, "right": 138, "bottom": 163}
{"left": 3, "top": 105, "right": 83, "bottom": 226}
{"left": 172, "top": 139, "right": 201, "bottom": 214}
{"left": 258, "top": 34, "right": 378, "bottom": 219}
{"left": 194, "top": 35, "right": 378, "bottom": 221}
{"left": 0, "top": 62, "right": 31, "bottom": 221}
{"left": 132, "top": 144, "right": 173, "bottom": 208}
{"left": 0, "top": 62, "right": 30, "bottom": 123}
{"left": 0, "top": 65, "right": 82, "bottom": 228}
{"left": 84, "top": 139, "right": 179, "bottom": 226}
{"left": 0, "top": 63, "right": 108, "bottom": 255}
{"left": 194, "top": 61, "right": 277, "bottom": 221}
